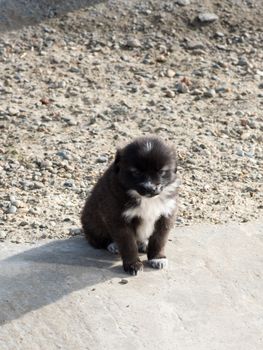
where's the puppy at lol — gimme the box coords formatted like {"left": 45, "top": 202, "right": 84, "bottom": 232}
{"left": 81, "top": 137, "right": 180, "bottom": 275}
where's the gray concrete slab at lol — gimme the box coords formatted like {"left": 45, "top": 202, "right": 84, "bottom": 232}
{"left": 0, "top": 221, "right": 263, "bottom": 350}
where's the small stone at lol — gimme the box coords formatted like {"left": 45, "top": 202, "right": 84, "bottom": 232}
{"left": 176, "top": 217, "right": 185, "bottom": 224}
{"left": 41, "top": 159, "right": 52, "bottom": 169}
{"left": 166, "top": 69, "right": 176, "bottom": 78}
{"left": 64, "top": 179, "right": 75, "bottom": 188}
{"left": 197, "top": 13, "right": 219, "bottom": 23}
{"left": 203, "top": 89, "right": 216, "bottom": 98}
{"left": 40, "top": 97, "right": 52, "bottom": 105}
{"left": 191, "top": 89, "right": 202, "bottom": 96}
{"left": 215, "top": 86, "right": 230, "bottom": 93}
{"left": 69, "top": 228, "right": 82, "bottom": 236}
{"left": 19, "top": 221, "right": 28, "bottom": 227}
{"left": 96, "top": 155, "right": 108, "bottom": 163}
{"left": 245, "top": 147, "right": 255, "bottom": 158}
{"left": 57, "top": 150, "right": 71, "bottom": 160}
{"left": 8, "top": 107, "right": 19, "bottom": 116}
{"left": 7, "top": 205, "right": 17, "bottom": 214}
{"left": 126, "top": 38, "right": 141, "bottom": 48}
{"left": 187, "top": 41, "right": 205, "bottom": 50}
{"left": 258, "top": 82, "right": 263, "bottom": 89}
{"left": 9, "top": 195, "right": 16, "bottom": 204}
{"left": 0, "top": 231, "right": 7, "bottom": 240}
{"left": 119, "top": 279, "right": 129, "bottom": 285}
{"left": 68, "top": 67, "right": 80, "bottom": 73}
{"left": 156, "top": 55, "right": 167, "bottom": 63}
{"left": 62, "top": 116, "right": 77, "bottom": 126}
{"left": 34, "top": 182, "right": 45, "bottom": 189}
{"left": 176, "top": 82, "right": 189, "bottom": 93}
{"left": 165, "top": 90, "right": 175, "bottom": 98}
{"left": 240, "top": 118, "right": 248, "bottom": 127}
{"left": 175, "top": 0, "right": 190, "bottom": 6}
{"left": 28, "top": 208, "right": 41, "bottom": 216}
{"left": 236, "top": 145, "right": 244, "bottom": 157}
{"left": 237, "top": 56, "right": 249, "bottom": 67}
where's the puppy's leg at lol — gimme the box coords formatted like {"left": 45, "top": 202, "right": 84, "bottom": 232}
{"left": 147, "top": 216, "right": 171, "bottom": 269}
{"left": 116, "top": 228, "right": 143, "bottom": 276}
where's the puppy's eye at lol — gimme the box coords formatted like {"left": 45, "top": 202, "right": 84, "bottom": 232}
{"left": 159, "top": 170, "right": 168, "bottom": 177}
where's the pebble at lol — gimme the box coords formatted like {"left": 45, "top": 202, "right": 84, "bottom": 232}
{"left": 258, "top": 82, "right": 263, "bottom": 89}
{"left": 236, "top": 145, "right": 244, "bottom": 157}
{"left": 187, "top": 41, "right": 205, "bottom": 50}
{"left": 19, "top": 221, "right": 28, "bottom": 227}
{"left": 28, "top": 208, "right": 41, "bottom": 215}
{"left": 197, "top": 13, "right": 219, "bottom": 23}
{"left": 96, "top": 155, "right": 108, "bottom": 163}
{"left": 176, "top": 217, "right": 185, "bottom": 224}
{"left": 62, "top": 116, "right": 78, "bottom": 126}
{"left": 57, "top": 150, "right": 71, "bottom": 160}
{"left": 165, "top": 90, "right": 175, "bottom": 98}
{"left": 203, "top": 89, "right": 216, "bottom": 98}
{"left": 69, "top": 228, "right": 82, "bottom": 236}
{"left": 237, "top": 56, "right": 249, "bottom": 67}
{"left": 41, "top": 159, "right": 52, "bottom": 169}
{"left": 34, "top": 182, "right": 45, "bottom": 189}
{"left": 0, "top": 231, "right": 7, "bottom": 239}
{"left": 64, "top": 179, "right": 75, "bottom": 188}
{"left": 126, "top": 38, "right": 141, "bottom": 48}
{"left": 176, "top": 82, "right": 189, "bottom": 93}
{"left": 245, "top": 147, "right": 255, "bottom": 158}
{"left": 156, "top": 55, "right": 167, "bottom": 63}
{"left": 175, "top": 0, "right": 190, "bottom": 5}
{"left": 7, "top": 205, "right": 17, "bottom": 214}
{"left": 9, "top": 195, "right": 16, "bottom": 204}
{"left": 8, "top": 107, "right": 19, "bottom": 116}
{"left": 166, "top": 69, "right": 176, "bottom": 78}
{"left": 119, "top": 279, "right": 129, "bottom": 285}
{"left": 215, "top": 86, "right": 230, "bottom": 93}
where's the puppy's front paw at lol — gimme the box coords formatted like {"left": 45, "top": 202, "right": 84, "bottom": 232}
{"left": 148, "top": 258, "right": 168, "bottom": 269}
{"left": 123, "top": 260, "right": 143, "bottom": 276}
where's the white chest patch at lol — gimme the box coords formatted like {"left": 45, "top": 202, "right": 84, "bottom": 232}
{"left": 123, "top": 180, "right": 180, "bottom": 242}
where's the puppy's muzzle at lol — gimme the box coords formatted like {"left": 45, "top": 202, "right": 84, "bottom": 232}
{"left": 139, "top": 182, "right": 163, "bottom": 197}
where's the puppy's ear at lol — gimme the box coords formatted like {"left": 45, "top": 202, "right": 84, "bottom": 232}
{"left": 114, "top": 149, "right": 121, "bottom": 173}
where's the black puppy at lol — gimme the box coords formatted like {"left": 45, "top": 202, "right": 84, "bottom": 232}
{"left": 81, "top": 137, "right": 180, "bottom": 275}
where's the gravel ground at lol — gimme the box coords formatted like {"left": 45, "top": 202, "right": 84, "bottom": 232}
{"left": 0, "top": 0, "right": 262, "bottom": 243}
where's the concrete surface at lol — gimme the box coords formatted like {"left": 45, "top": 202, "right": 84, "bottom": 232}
{"left": 0, "top": 221, "right": 263, "bottom": 350}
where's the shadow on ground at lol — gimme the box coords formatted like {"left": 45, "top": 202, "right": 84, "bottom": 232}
{"left": 0, "top": 0, "right": 105, "bottom": 32}
{"left": 0, "top": 237, "right": 122, "bottom": 325}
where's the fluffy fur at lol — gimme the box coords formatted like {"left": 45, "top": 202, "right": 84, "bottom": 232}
{"left": 81, "top": 137, "right": 180, "bottom": 275}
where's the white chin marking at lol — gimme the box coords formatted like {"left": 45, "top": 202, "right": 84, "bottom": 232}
{"left": 107, "top": 242, "right": 119, "bottom": 254}
{"left": 149, "top": 258, "right": 168, "bottom": 269}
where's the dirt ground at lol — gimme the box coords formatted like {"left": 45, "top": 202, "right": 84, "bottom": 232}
{"left": 0, "top": 0, "right": 262, "bottom": 243}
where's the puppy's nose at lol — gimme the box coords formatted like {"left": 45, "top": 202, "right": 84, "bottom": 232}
{"left": 142, "top": 182, "right": 161, "bottom": 196}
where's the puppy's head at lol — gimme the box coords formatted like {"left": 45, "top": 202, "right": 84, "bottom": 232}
{"left": 114, "top": 137, "right": 178, "bottom": 197}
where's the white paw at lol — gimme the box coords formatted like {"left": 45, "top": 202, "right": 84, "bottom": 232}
{"left": 107, "top": 242, "right": 119, "bottom": 254}
{"left": 148, "top": 258, "right": 168, "bottom": 269}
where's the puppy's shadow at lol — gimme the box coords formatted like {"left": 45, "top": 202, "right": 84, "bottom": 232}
{"left": 0, "top": 237, "right": 123, "bottom": 326}
{"left": 0, "top": 0, "right": 104, "bottom": 32}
